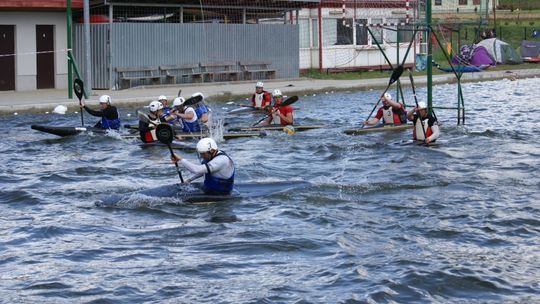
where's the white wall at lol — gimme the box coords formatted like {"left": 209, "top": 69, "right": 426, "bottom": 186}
{"left": 298, "top": 7, "right": 416, "bottom": 70}
{"left": 0, "top": 11, "right": 67, "bottom": 91}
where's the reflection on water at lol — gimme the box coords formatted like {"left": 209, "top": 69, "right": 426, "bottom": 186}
{"left": 0, "top": 78, "right": 539, "bottom": 303}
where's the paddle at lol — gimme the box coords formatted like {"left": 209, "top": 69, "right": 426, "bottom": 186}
{"left": 407, "top": 69, "right": 428, "bottom": 143}
{"left": 156, "top": 123, "right": 184, "bottom": 183}
{"left": 73, "top": 78, "right": 85, "bottom": 126}
{"left": 252, "top": 96, "right": 299, "bottom": 126}
{"left": 361, "top": 65, "right": 404, "bottom": 128}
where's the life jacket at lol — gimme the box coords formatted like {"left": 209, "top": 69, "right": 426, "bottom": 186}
{"left": 201, "top": 151, "right": 235, "bottom": 195}
{"left": 181, "top": 107, "right": 201, "bottom": 133}
{"left": 381, "top": 105, "right": 406, "bottom": 125}
{"left": 413, "top": 115, "right": 434, "bottom": 140}
{"left": 252, "top": 91, "right": 271, "bottom": 108}
{"left": 100, "top": 108, "right": 121, "bottom": 130}
{"left": 139, "top": 113, "right": 164, "bottom": 142}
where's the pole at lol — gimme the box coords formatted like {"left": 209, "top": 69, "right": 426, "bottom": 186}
{"left": 426, "top": 0, "right": 433, "bottom": 113}
{"left": 318, "top": 3, "right": 323, "bottom": 72}
{"left": 67, "top": 0, "right": 73, "bottom": 99}
{"left": 84, "top": 0, "right": 92, "bottom": 96}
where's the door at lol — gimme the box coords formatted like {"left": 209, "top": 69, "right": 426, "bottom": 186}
{"left": 0, "top": 25, "right": 15, "bottom": 91}
{"left": 36, "top": 25, "right": 55, "bottom": 89}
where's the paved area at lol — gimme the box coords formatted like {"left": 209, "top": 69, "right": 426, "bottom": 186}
{"left": 1, "top": 68, "right": 538, "bottom": 114}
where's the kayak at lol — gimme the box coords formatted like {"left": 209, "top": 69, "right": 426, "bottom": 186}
{"left": 174, "top": 131, "right": 266, "bottom": 139}
{"left": 124, "top": 124, "right": 265, "bottom": 139}
{"left": 96, "top": 180, "right": 310, "bottom": 207}
{"left": 228, "top": 124, "right": 325, "bottom": 132}
{"left": 343, "top": 124, "right": 412, "bottom": 135}
{"left": 31, "top": 124, "right": 110, "bottom": 137}
{"left": 140, "top": 140, "right": 197, "bottom": 150}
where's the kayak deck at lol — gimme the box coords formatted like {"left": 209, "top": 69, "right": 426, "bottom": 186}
{"left": 344, "top": 124, "right": 412, "bottom": 135}
{"left": 96, "top": 181, "right": 310, "bottom": 207}
{"left": 228, "top": 124, "right": 325, "bottom": 132}
{"left": 31, "top": 124, "right": 107, "bottom": 137}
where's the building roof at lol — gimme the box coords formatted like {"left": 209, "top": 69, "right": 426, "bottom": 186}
{"left": 0, "top": 0, "right": 83, "bottom": 10}
{"left": 106, "top": 0, "right": 320, "bottom": 9}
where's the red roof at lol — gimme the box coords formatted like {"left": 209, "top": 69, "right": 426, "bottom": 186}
{"left": 0, "top": 0, "right": 83, "bottom": 10}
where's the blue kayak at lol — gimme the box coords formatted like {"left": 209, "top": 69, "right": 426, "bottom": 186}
{"left": 96, "top": 181, "right": 310, "bottom": 207}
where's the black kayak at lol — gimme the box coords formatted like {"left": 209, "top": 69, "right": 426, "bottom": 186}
{"left": 140, "top": 140, "right": 197, "bottom": 150}
{"left": 31, "top": 124, "right": 111, "bottom": 137}
{"left": 124, "top": 124, "right": 265, "bottom": 139}
{"left": 96, "top": 180, "right": 310, "bottom": 207}
{"left": 228, "top": 124, "right": 325, "bottom": 132}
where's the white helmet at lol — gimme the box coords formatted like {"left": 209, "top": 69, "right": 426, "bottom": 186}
{"left": 383, "top": 92, "right": 392, "bottom": 100}
{"left": 196, "top": 137, "right": 218, "bottom": 153}
{"left": 191, "top": 92, "right": 204, "bottom": 101}
{"left": 173, "top": 97, "right": 185, "bottom": 107}
{"left": 149, "top": 100, "right": 163, "bottom": 112}
{"left": 99, "top": 95, "right": 111, "bottom": 104}
{"left": 256, "top": 81, "right": 264, "bottom": 88}
{"left": 417, "top": 101, "right": 427, "bottom": 110}
{"left": 158, "top": 95, "right": 167, "bottom": 101}
{"left": 272, "top": 89, "right": 282, "bottom": 97}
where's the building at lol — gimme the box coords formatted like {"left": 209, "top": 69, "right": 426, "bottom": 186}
{"left": 299, "top": 1, "right": 417, "bottom": 72}
{"left": 0, "top": 0, "right": 83, "bottom": 91}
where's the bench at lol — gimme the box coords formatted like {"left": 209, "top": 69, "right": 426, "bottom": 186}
{"left": 159, "top": 64, "right": 203, "bottom": 84}
{"left": 239, "top": 61, "right": 276, "bottom": 80}
{"left": 200, "top": 62, "right": 241, "bottom": 82}
{"left": 116, "top": 66, "right": 164, "bottom": 89}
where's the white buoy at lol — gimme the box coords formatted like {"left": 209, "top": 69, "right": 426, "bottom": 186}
{"left": 74, "top": 111, "right": 78, "bottom": 114}
{"left": 226, "top": 101, "right": 234, "bottom": 105}
{"left": 126, "top": 113, "right": 132, "bottom": 117}
{"left": 14, "top": 112, "right": 18, "bottom": 115}
{"left": 53, "top": 105, "right": 67, "bottom": 115}
{"left": 45, "top": 112, "right": 49, "bottom": 114}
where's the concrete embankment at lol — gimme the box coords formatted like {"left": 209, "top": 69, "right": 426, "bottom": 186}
{"left": 1, "top": 68, "right": 537, "bottom": 114}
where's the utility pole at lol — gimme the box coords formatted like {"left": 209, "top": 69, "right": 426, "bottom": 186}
{"left": 84, "top": 0, "right": 92, "bottom": 96}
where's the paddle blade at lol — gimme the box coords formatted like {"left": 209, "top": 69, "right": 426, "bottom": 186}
{"left": 184, "top": 95, "right": 203, "bottom": 106}
{"left": 137, "top": 111, "right": 151, "bottom": 124}
{"left": 156, "top": 123, "right": 174, "bottom": 144}
{"left": 281, "top": 96, "right": 299, "bottom": 107}
{"left": 389, "top": 65, "right": 404, "bottom": 85}
{"left": 74, "top": 79, "right": 84, "bottom": 101}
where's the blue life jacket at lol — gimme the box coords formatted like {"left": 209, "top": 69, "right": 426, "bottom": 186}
{"left": 201, "top": 151, "right": 235, "bottom": 195}
{"left": 100, "top": 110, "right": 121, "bottom": 130}
{"left": 182, "top": 120, "right": 201, "bottom": 133}
{"left": 195, "top": 103, "right": 209, "bottom": 118}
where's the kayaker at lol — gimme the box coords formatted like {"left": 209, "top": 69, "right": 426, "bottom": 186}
{"left": 191, "top": 92, "right": 210, "bottom": 124}
{"left": 171, "top": 137, "right": 235, "bottom": 195}
{"left": 139, "top": 100, "right": 167, "bottom": 143}
{"left": 406, "top": 101, "right": 440, "bottom": 145}
{"left": 363, "top": 92, "right": 406, "bottom": 126}
{"left": 171, "top": 97, "right": 201, "bottom": 133}
{"left": 254, "top": 89, "right": 293, "bottom": 126}
{"left": 80, "top": 95, "right": 121, "bottom": 130}
{"left": 158, "top": 95, "right": 171, "bottom": 115}
{"left": 242, "top": 82, "right": 271, "bottom": 109}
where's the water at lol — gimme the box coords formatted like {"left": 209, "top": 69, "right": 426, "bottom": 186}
{"left": 1, "top": 78, "right": 539, "bottom": 303}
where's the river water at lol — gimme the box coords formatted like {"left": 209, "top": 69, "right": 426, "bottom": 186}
{"left": 1, "top": 77, "right": 539, "bottom": 303}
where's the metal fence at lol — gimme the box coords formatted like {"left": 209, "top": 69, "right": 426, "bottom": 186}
{"left": 73, "top": 23, "right": 299, "bottom": 89}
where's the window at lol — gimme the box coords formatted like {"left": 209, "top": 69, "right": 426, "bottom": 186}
{"left": 356, "top": 19, "right": 368, "bottom": 45}
{"left": 473, "top": 0, "right": 480, "bottom": 4}
{"left": 299, "top": 19, "right": 310, "bottom": 48}
{"left": 323, "top": 18, "right": 353, "bottom": 46}
{"left": 370, "top": 18, "right": 383, "bottom": 45}
{"left": 435, "top": 0, "right": 442, "bottom": 5}
{"left": 459, "top": 0, "right": 467, "bottom": 5}
{"left": 312, "top": 19, "right": 318, "bottom": 48}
